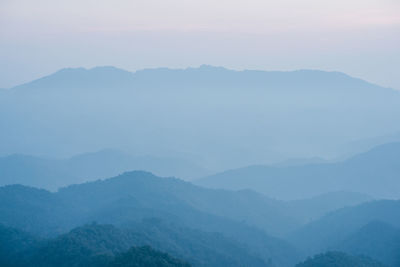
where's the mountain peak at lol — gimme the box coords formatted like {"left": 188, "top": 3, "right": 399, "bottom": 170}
{"left": 196, "top": 64, "right": 229, "bottom": 71}
{"left": 12, "top": 66, "right": 135, "bottom": 91}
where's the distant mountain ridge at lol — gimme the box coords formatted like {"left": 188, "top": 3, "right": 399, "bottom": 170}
{"left": 1, "top": 65, "right": 400, "bottom": 167}
{"left": 195, "top": 142, "right": 400, "bottom": 199}
{"left": 0, "top": 149, "right": 210, "bottom": 190}
{"left": 10, "top": 65, "right": 393, "bottom": 92}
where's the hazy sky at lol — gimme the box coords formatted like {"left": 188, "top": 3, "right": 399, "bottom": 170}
{"left": 1, "top": 0, "right": 399, "bottom": 89}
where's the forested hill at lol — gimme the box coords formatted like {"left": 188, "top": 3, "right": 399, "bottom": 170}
{"left": 295, "top": 251, "right": 387, "bottom": 267}
{"left": 0, "top": 171, "right": 300, "bottom": 267}
{"left": 1, "top": 171, "right": 399, "bottom": 266}
{"left": 0, "top": 223, "right": 190, "bottom": 267}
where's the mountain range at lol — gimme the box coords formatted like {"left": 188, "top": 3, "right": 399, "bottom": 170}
{"left": 0, "top": 149, "right": 210, "bottom": 190}
{"left": 0, "top": 170, "right": 399, "bottom": 266}
{"left": 0, "top": 171, "right": 303, "bottom": 266}
{"left": 195, "top": 142, "right": 400, "bottom": 199}
{"left": 1, "top": 65, "right": 400, "bottom": 266}
{"left": 1, "top": 66, "right": 400, "bottom": 169}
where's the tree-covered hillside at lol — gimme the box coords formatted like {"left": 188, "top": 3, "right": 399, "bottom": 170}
{"left": 296, "top": 251, "right": 387, "bottom": 267}
{"left": 337, "top": 221, "right": 400, "bottom": 267}
{"left": 0, "top": 172, "right": 300, "bottom": 266}
{"left": 109, "top": 246, "right": 190, "bottom": 267}
{"left": 0, "top": 224, "right": 190, "bottom": 267}
{"left": 1, "top": 171, "right": 398, "bottom": 266}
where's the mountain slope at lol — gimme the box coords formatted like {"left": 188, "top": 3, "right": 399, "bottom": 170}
{"left": 54, "top": 171, "right": 299, "bottom": 236}
{"left": 196, "top": 142, "right": 400, "bottom": 199}
{"left": 0, "top": 223, "right": 191, "bottom": 267}
{"left": 30, "top": 223, "right": 200, "bottom": 267}
{"left": 289, "top": 200, "right": 400, "bottom": 255}
{"left": 282, "top": 191, "right": 372, "bottom": 224}
{"left": 295, "top": 251, "right": 387, "bottom": 267}
{"left": 337, "top": 221, "right": 400, "bottom": 267}
{"left": 0, "top": 224, "right": 41, "bottom": 266}
{"left": 109, "top": 246, "right": 191, "bottom": 267}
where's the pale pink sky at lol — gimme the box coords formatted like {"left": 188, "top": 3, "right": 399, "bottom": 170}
{"left": 1, "top": 0, "right": 399, "bottom": 88}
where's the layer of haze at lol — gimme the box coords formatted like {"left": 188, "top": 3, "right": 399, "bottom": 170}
{"left": 0, "top": 0, "right": 399, "bottom": 89}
